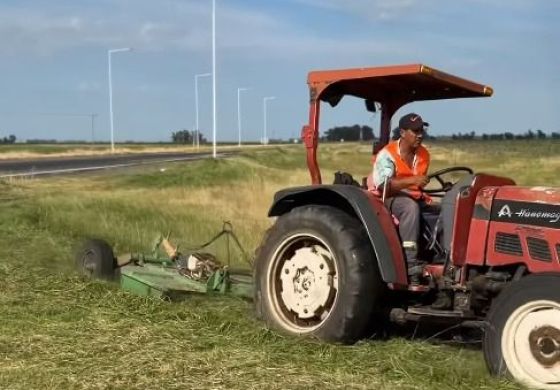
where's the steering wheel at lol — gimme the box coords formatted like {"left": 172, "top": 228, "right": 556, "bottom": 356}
{"left": 423, "top": 166, "right": 473, "bottom": 195}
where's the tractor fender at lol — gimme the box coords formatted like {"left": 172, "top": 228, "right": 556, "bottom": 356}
{"left": 268, "top": 185, "right": 408, "bottom": 286}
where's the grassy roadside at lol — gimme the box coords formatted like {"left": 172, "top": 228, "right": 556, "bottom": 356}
{"left": 0, "top": 143, "right": 267, "bottom": 160}
{"left": 0, "top": 140, "right": 557, "bottom": 389}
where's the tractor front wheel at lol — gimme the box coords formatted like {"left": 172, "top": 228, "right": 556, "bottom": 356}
{"left": 75, "top": 239, "right": 117, "bottom": 281}
{"left": 483, "top": 274, "right": 560, "bottom": 389}
{"left": 254, "top": 205, "right": 383, "bottom": 344}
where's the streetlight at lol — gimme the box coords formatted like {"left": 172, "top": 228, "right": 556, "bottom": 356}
{"left": 90, "top": 113, "right": 97, "bottom": 143}
{"left": 237, "top": 87, "right": 250, "bottom": 147}
{"left": 194, "top": 72, "right": 212, "bottom": 149}
{"left": 108, "top": 47, "right": 132, "bottom": 153}
{"left": 263, "top": 96, "right": 276, "bottom": 145}
{"left": 212, "top": 0, "right": 217, "bottom": 158}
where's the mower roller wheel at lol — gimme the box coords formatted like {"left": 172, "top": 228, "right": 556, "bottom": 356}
{"left": 483, "top": 273, "right": 560, "bottom": 389}
{"left": 75, "top": 239, "right": 117, "bottom": 280}
{"left": 254, "top": 205, "right": 384, "bottom": 344}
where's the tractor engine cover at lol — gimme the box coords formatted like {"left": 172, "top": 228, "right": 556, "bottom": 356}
{"left": 486, "top": 186, "right": 560, "bottom": 272}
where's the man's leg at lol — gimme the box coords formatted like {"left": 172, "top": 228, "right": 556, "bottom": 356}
{"left": 387, "top": 196, "right": 423, "bottom": 283}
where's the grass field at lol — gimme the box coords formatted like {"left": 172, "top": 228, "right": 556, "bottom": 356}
{"left": 0, "top": 140, "right": 558, "bottom": 389}
{"left": 0, "top": 143, "right": 169, "bottom": 157}
{"left": 0, "top": 143, "right": 266, "bottom": 160}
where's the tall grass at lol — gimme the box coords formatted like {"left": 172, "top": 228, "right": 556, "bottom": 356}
{"left": 0, "top": 140, "right": 557, "bottom": 389}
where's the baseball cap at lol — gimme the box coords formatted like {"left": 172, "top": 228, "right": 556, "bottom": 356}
{"left": 399, "top": 113, "right": 429, "bottom": 131}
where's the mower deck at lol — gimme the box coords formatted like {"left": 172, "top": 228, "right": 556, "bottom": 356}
{"left": 120, "top": 263, "right": 253, "bottom": 300}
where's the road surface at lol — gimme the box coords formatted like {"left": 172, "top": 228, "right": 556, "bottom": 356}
{"left": 0, "top": 151, "right": 231, "bottom": 178}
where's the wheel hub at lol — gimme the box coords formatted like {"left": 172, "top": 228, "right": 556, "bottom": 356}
{"left": 502, "top": 300, "right": 560, "bottom": 388}
{"left": 279, "top": 245, "right": 337, "bottom": 319}
{"left": 529, "top": 326, "right": 560, "bottom": 367}
{"left": 82, "top": 251, "right": 97, "bottom": 275}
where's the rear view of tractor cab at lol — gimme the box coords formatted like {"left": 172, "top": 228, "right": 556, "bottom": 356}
{"left": 254, "top": 64, "right": 560, "bottom": 389}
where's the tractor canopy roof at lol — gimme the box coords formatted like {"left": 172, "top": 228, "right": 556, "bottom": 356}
{"left": 302, "top": 64, "right": 494, "bottom": 185}
{"left": 307, "top": 63, "right": 493, "bottom": 107}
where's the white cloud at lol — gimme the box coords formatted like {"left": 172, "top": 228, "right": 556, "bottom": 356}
{"left": 0, "top": 0, "right": 553, "bottom": 77}
{"left": 290, "top": 0, "right": 421, "bottom": 20}
{"left": 0, "top": 0, "right": 413, "bottom": 60}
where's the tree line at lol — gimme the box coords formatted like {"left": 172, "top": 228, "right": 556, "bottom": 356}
{"left": 5, "top": 127, "right": 559, "bottom": 145}
{"left": 316, "top": 126, "right": 560, "bottom": 142}
{"left": 171, "top": 129, "right": 207, "bottom": 144}
{"left": 322, "top": 125, "right": 375, "bottom": 141}
{"left": 451, "top": 130, "right": 559, "bottom": 140}
{"left": 0, "top": 135, "right": 17, "bottom": 144}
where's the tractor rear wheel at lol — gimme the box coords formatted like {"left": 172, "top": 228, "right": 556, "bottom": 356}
{"left": 75, "top": 239, "right": 117, "bottom": 280}
{"left": 483, "top": 274, "right": 560, "bottom": 389}
{"left": 254, "top": 205, "right": 383, "bottom": 344}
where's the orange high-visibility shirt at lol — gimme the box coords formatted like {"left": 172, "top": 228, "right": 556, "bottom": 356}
{"left": 371, "top": 140, "right": 430, "bottom": 199}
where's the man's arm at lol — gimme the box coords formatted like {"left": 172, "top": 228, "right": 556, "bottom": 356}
{"left": 373, "top": 151, "right": 429, "bottom": 197}
{"left": 387, "top": 176, "right": 429, "bottom": 195}
{"left": 372, "top": 151, "right": 395, "bottom": 192}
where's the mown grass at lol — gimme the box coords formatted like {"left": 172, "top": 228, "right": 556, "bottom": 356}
{"left": 0, "top": 139, "right": 558, "bottom": 389}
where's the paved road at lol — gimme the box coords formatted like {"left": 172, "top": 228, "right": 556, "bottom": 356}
{"left": 0, "top": 151, "right": 230, "bottom": 178}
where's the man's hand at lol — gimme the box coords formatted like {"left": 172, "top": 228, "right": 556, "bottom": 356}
{"left": 407, "top": 175, "right": 430, "bottom": 187}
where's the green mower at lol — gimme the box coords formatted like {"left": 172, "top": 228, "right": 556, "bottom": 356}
{"left": 75, "top": 223, "right": 253, "bottom": 301}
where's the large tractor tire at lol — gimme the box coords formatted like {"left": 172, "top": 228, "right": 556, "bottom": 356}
{"left": 254, "top": 205, "right": 384, "bottom": 344}
{"left": 75, "top": 239, "right": 117, "bottom": 281}
{"left": 483, "top": 274, "right": 560, "bottom": 389}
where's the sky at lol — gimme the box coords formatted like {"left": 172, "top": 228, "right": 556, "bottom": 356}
{"left": 0, "top": 0, "right": 558, "bottom": 142}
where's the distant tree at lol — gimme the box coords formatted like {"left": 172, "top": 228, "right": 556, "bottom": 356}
{"left": 362, "top": 125, "right": 374, "bottom": 140}
{"left": 172, "top": 129, "right": 192, "bottom": 144}
{"left": 0, "top": 134, "right": 17, "bottom": 144}
{"left": 450, "top": 131, "right": 475, "bottom": 140}
{"left": 489, "top": 133, "right": 504, "bottom": 140}
{"left": 324, "top": 125, "right": 375, "bottom": 141}
{"left": 536, "top": 129, "right": 547, "bottom": 139}
{"left": 171, "top": 129, "right": 207, "bottom": 144}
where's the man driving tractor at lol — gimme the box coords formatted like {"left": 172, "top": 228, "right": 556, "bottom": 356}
{"left": 371, "top": 113, "right": 431, "bottom": 284}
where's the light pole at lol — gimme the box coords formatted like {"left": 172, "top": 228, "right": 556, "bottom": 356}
{"left": 263, "top": 96, "right": 276, "bottom": 145}
{"left": 212, "top": 0, "right": 217, "bottom": 158}
{"left": 108, "top": 47, "right": 132, "bottom": 153}
{"left": 237, "top": 87, "right": 250, "bottom": 147}
{"left": 194, "top": 72, "right": 212, "bottom": 149}
{"left": 90, "top": 113, "right": 97, "bottom": 143}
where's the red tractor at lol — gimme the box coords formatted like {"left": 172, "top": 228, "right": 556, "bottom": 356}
{"left": 253, "top": 64, "right": 560, "bottom": 389}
